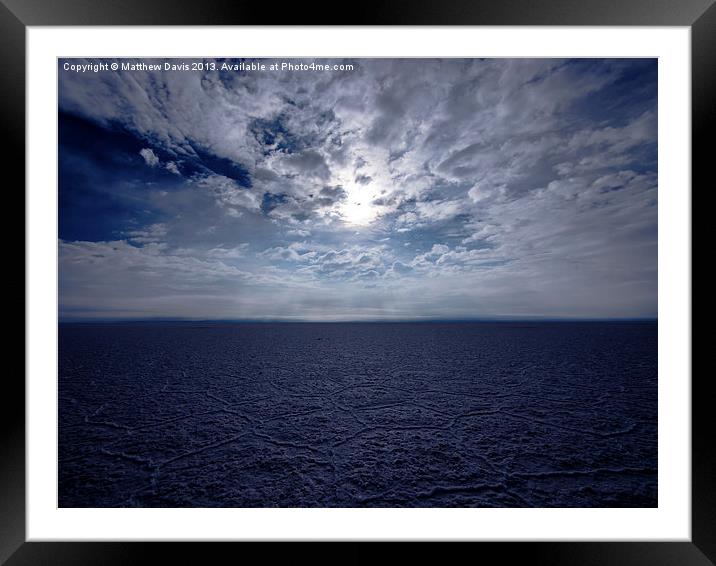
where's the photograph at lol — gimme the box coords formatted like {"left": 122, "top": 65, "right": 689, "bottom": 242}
{"left": 57, "top": 57, "right": 658, "bottom": 508}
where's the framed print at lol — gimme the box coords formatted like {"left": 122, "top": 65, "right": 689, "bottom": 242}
{"left": 6, "top": 0, "right": 710, "bottom": 563}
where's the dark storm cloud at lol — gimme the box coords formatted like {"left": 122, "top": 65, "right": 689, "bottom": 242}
{"left": 58, "top": 58, "right": 657, "bottom": 320}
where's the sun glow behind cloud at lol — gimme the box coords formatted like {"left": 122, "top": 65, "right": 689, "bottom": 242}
{"left": 339, "top": 184, "right": 380, "bottom": 226}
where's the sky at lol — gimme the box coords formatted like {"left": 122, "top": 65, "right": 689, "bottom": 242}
{"left": 58, "top": 58, "right": 657, "bottom": 321}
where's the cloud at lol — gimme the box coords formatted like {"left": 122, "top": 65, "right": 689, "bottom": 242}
{"left": 139, "top": 148, "right": 160, "bottom": 167}
{"left": 387, "top": 261, "right": 413, "bottom": 276}
{"left": 126, "top": 222, "right": 168, "bottom": 244}
{"left": 194, "top": 175, "right": 261, "bottom": 215}
{"left": 207, "top": 244, "right": 249, "bottom": 259}
{"left": 58, "top": 58, "right": 658, "bottom": 319}
{"left": 259, "top": 241, "right": 395, "bottom": 283}
{"left": 279, "top": 150, "right": 331, "bottom": 180}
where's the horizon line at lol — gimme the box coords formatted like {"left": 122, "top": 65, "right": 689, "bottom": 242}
{"left": 58, "top": 317, "right": 658, "bottom": 324}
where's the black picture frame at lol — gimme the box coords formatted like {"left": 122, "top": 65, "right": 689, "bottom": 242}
{"left": 5, "top": 0, "right": 709, "bottom": 563}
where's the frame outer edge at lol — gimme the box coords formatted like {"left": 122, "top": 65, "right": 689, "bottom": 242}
{"left": 8, "top": 0, "right": 714, "bottom": 563}
{"left": 0, "top": 0, "right": 26, "bottom": 564}
{"left": 691, "top": 1, "right": 716, "bottom": 564}
{"left": 0, "top": 0, "right": 715, "bottom": 26}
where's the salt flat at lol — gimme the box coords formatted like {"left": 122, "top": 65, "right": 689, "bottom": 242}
{"left": 58, "top": 321, "right": 657, "bottom": 507}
